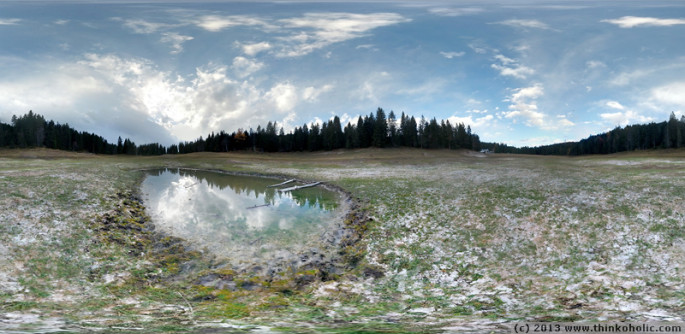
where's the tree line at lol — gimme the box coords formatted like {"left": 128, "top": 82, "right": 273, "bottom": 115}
{"left": 0, "top": 110, "right": 166, "bottom": 155}
{"left": 6, "top": 108, "right": 680, "bottom": 157}
{"left": 0, "top": 108, "right": 482, "bottom": 155}
{"left": 482, "top": 112, "right": 685, "bottom": 155}
{"left": 177, "top": 108, "right": 482, "bottom": 153}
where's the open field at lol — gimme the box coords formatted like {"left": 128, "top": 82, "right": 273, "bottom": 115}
{"left": 1, "top": 148, "right": 684, "bottom": 333}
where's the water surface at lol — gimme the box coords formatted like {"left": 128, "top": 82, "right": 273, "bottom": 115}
{"left": 141, "top": 169, "right": 342, "bottom": 264}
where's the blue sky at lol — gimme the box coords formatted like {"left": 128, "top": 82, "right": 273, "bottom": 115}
{"left": 1, "top": 1, "right": 684, "bottom": 147}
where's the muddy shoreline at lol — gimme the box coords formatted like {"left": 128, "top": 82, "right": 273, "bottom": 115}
{"left": 95, "top": 167, "right": 375, "bottom": 294}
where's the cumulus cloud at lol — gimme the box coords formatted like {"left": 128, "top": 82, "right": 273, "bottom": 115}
{"left": 231, "top": 56, "right": 264, "bottom": 78}
{"left": 448, "top": 114, "right": 494, "bottom": 128}
{"left": 491, "top": 54, "right": 535, "bottom": 79}
{"left": 598, "top": 99, "right": 653, "bottom": 126}
{"left": 0, "top": 55, "right": 174, "bottom": 145}
{"left": 502, "top": 83, "right": 575, "bottom": 130}
{"left": 440, "top": 51, "right": 465, "bottom": 59}
{"left": 302, "top": 84, "right": 334, "bottom": 102}
{"left": 0, "top": 53, "right": 329, "bottom": 145}
{"left": 160, "top": 32, "right": 194, "bottom": 54}
{"left": 494, "top": 19, "right": 551, "bottom": 30}
{"left": 602, "top": 16, "right": 685, "bottom": 28}
{"left": 503, "top": 84, "right": 546, "bottom": 127}
{"left": 265, "top": 82, "right": 298, "bottom": 113}
{"left": 600, "top": 110, "right": 652, "bottom": 126}
{"left": 239, "top": 41, "right": 272, "bottom": 56}
{"left": 650, "top": 81, "right": 685, "bottom": 107}
{"left": 495, "top": 55, "right": 516, "bottom": 65}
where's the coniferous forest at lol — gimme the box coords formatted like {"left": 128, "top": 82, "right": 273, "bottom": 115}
{"left": 0, "top": 108, "right": 481, "bottom": 155}
{"left": 1, "top": 108, "right": 684, "bottom": 156}
{"left": 482, "top": 112, "right": 685, "bottom": 155}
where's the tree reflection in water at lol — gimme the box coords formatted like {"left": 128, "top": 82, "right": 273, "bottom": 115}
{"left": 140, "top": 168, "right": 342, "bottom": 262}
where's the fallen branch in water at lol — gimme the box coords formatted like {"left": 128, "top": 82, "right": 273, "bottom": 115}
{"left": 267, "top": 179, "right": 295, "bottom": 188}
{"left": 246, "top": 204, "right": 270, "bottom": 209}
{"left": 278, "top": 182, "right": 321, "bottom": 192}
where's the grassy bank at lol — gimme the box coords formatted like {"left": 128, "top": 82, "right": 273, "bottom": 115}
{"left": 1, "top": 148, "right": 683, "bottom": 332}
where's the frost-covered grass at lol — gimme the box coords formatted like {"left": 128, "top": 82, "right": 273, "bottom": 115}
{"left": 1, "top": 148, "right": 684, "bottom": 332}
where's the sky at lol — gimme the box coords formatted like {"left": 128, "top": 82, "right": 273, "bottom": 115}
{"left": 1, "top": 1, "right": 684, "bottom": 147}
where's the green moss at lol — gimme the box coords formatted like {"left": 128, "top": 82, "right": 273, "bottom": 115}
{"left": 197, "top": 300, "right": 250, "bottom": 319}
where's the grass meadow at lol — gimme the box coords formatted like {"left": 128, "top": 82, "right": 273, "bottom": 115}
{"left": 0, "top": 148, "right": 683, "bottom": 332}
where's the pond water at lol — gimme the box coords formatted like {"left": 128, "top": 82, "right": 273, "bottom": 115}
{"left": 140, "top": 168, "right": 343, "bottom": 267}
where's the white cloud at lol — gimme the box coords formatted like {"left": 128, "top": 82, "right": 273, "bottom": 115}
{"left": 609, "top": 63, "right": 685, "bottom": 86}
{"left": 606, "top": 100, "right": 626, "bottom": 110}
{"left": 466, "top": 109, "right": 488, "bottom": 114}
{"left": 557, "top": 117, "right": 575, "bottom": 127}
{"left": 0, "top": 53, "right": 333, "bottom": 145}
{"left": 54, "top": 19, "right": 70, "bottom": 25}
{"left": 309, "top": 116, "right": 323, "bottom": 128}
{"left": 277, "top": 12, "right": 411, "bottom": 57}
{"left": 396, "top": 79, "right": 446, "bottom": 97}
{"left": 586, "top": 60, "right": 606, "bottom": 69}
{"left": 600, "top": 110, "right": 652, "bottom": 126}
{"left": 609, "top": 68, "right": 652, "bottom": 86}
{"left": 494, "top": 54, "right": 516, "bottom": 65}
{"left": 0, "top": 18, "right": 21, "bottom": 25}
{"left": 448, "top": 114, "right": 494, "bottom": 128}
{"left": 337, "top": 112, "right": 358, "bottom": 127}
{"left": 468, "top": 43, "right": 488, "bottom": 54}
{"left": 302, "top": 84, "right": 334, "bottom": 102}
{"left": 503, "top": 84, "right": 547, "bottom": 128}
{"left": 160, "top": 32, "right": 194, "bottom": 54}
{"left": 491, "top": 54, "right": 534, "bottom": 79}
{"left": 240, "top": 41, "right": 272, "bottom": 56}
{"left": 466, "top": 98, "right": 483, "bottom": 106}
{"left": 428, "top": 7, "right": 484, "bottom": 17}
{"left": 602, "top": 16, "right": 685, "bottom": 28}
{"left": 650, "top": 81, "right": 685, "bottom": 107}
{"left": 265, "top": 82, "right": 298, "bottom": 113}
{"left": 114, "top": 18, "right": 175, "bottom": 34}
{"left": 510, "top": 84, "right": 543, "bottom": 103}
{"left": 516, "top": 136, "right": 566, "bottom": 147}
{"left": 495, "top": 19, "right": 551, "bottom": 30}
{"left": 192, "top": 15, "right": 270, "bottom": 32}
{"left": 231, "top": 56, "right": 263, "bottom": 78}
{"left": 356, "top": 44, "right": 376, "bottom": 50}
{"left": 0, "top": 55, "right": 174, "bottom": 144}
{"left": 440, "top": 51, "right": 465, "bottom": 59}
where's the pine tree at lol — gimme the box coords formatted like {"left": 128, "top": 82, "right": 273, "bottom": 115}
{"left": 388, "top": 111, "right": 398, "bottom": 147}
{"left": 373, "top": 107, "right": 387, "bottom": 148}
{"left": 117, "top": 137, "right": 123, "bottom": 154}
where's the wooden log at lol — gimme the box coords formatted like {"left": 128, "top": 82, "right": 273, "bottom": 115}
{"left": 266, "top": 179, "right": 295, "bottom": 188}
{"left": 278, "top": 182, "right": 321, "bottom": 192}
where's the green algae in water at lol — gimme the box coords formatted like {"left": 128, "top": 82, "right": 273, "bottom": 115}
{"left": 140, "top": 169, "right": 342, "bottom": 262}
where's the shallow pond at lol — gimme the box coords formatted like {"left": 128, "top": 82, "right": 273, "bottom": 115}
{"left": 140, "top": 168, "right": 344, "bottom": 269}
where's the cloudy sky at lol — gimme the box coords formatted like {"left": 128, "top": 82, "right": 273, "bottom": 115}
{"left": 1, "top": 1, "right": 684, "bottom": 147}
